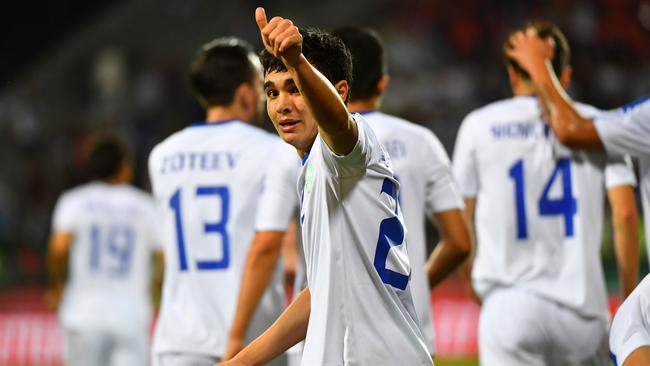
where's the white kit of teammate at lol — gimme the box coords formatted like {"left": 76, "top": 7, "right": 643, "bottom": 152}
{"left": 505, "top": 28, "right": 649, "bottom": 366}
{"left": 52, "top": 178, "right": 159, "bottom": 366}
{"left": 454, "top": 96, "right": 636, "bottom": 365}
{"left": 149, "top": 121, "right": 297, "bottom": 364}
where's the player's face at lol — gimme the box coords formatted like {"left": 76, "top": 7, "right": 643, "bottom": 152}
{"left": 264, "top": 70, "right": 318, "bottom": 154}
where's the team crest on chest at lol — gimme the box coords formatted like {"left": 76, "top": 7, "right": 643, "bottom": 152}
{"left": 304, "top": 162, "right": 314, "bottom": 195}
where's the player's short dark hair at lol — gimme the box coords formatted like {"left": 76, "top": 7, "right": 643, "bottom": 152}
{"left": 190, "top": 37, "right": 259, "bottom": 108}
{"left": 87, "top": 134, "right": 129, "bottom": 180}
{"left": 332, "top": 26, "right": 386, "bottom": 101}
{"left": 505, "top": 20, "right": 571, "bottom": 81}
{"left": 259, "top": 27, "right": 353, "bottom": 103}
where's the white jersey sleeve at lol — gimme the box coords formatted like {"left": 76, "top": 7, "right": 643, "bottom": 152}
{"left": 605, "top": 155, "right": 637, "bottom": 189}
{"left": 452, "top": 114, "right": 479, "bottom": 198}
{"left": 52, "top": 193, "right": 79, "bottom": 232}
{"left": 423, "top": 130, "right": 464, "bottom": 213}
{"left": 318, "top": 113, "right": 375, "bottom": 177}
{"left": 594, "top": 96, "right": 650, "bottom": 158}
{"left": 254, "top": 143, "right": 300, "bottom": 231}
{"left": 610, "top": 274, "right": 650, "bottom": 366}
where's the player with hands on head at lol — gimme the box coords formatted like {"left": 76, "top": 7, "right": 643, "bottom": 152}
{"left": 454, "top": 20, "right": 639, "bottom": 366}
{"left": 217, "top": 7, "right": 433, "bottom": 366}
{"left": 506, "top": 24, "right": 650, "bottom": 366}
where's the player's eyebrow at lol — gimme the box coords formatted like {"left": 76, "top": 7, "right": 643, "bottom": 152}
{"left": 263, "top": 80, "right": 275, "bottom": 90}
{"left": 263, "top": 78, "right": 297, "bottom": 91}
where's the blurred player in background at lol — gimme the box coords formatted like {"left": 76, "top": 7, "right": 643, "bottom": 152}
{"left": 506, "top": 24, "right": 650, "bottom": 366}
{"left": 148, "top": 37, "right": 297, "bottom": 365}
{"left": 453, "top": 21, "right": 639, "bottom": 366}
{"left": 47, "top": 134, "right": 162, "bottom": 366}
{"left": 219, "top": 8, "right": 432, "bottom": 365}
{"left": 331, "top": 25, "right": 471, "bottom": 356}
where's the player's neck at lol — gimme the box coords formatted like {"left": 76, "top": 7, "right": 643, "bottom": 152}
{"left": 512, "top": 82, "right": 537, "bottom": 97}
{"left": 347, "top": 99, "right": 379, "bottom": 114}
{"left": 205, "top": 105, "right": 249, "bottom": 124}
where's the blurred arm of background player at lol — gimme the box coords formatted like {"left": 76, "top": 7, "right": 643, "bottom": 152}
{"left": 426, "top": 209, "right": 472, "bottom": 290}
{"left": 45, "top": 231, "right": 73, "bottom": 310}
{"left": 456, "top": 198, "right": 481, "bottom": 304}
{"left": 608, "top": 185, "right": 640, "bottom": 299}
{"left": 281, "top": 221, "right": 298, "bottom": 293}
{"left": 151, "top": 249, "right": 165, "bottom": 311}
{"left": 223, "top": 229, "right": 292, "bottom": 360}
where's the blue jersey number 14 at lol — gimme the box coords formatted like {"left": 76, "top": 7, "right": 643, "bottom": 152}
{"left": 508, "top": 158, "right": 577, "bottom": 240}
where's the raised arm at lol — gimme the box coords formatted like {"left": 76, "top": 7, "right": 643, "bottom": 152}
{"left": 506, "top": 29, "right": 603, "bottom": 149}
{"left": 256, "top": 7, "right": 357, "bottom": 155}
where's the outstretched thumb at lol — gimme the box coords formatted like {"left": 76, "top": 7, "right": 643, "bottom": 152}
{"left": 255, "top": 7, "right": 268, "bottom": 31}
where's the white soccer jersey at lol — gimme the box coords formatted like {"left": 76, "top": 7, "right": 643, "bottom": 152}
{"left": 453, "top": 96, "right": 636, "bottom": 321}
{"left": 298, "top": 114, "right": 432, "bottom": 365}
{"left": 52, "top": 182, "right": 159, "bottom": 336}
{"left": 595, "top": 96, "right": 650, "bottom": 252}
{"left": 610, "top": 273, "right": 650, "bottom": 366}
{"left": 148, "top": 120, "right": 299, "bottom": 358}
{"left": 359, "top": 111, "right": 464, "bottom": 354}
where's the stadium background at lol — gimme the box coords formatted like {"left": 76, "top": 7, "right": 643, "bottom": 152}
{"left": 0, "top": 0, "right": 648, "bottom": 365}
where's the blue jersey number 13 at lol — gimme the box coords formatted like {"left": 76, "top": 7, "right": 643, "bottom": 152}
{"left": 169, "top": 186, "right": 230, "bottom": 271}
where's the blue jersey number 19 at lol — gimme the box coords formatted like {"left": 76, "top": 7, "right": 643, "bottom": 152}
{"left": 508, "top": 158, "right": 577, "bottom": 240}
{"left": 89, "top": 224, "right": 134, "bottom": 277}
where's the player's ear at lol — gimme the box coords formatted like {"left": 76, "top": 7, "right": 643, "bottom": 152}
{"left": 559, "top": 67, "right": 572, "bottom": 90}
{"left": 334, "top": 80, "right": 350, "bottom": 102}
{"left": 376, "top": 74, "right": 390, "bottom": 97}
{"left": 235, "top": 83, "right": 254, "bottom": 113}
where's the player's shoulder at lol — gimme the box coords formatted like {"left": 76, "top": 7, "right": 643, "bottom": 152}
{"left": 118, "top": 184, "right": 155, "bottom": 204}
{"left": 57, "top": 182, "right": 98, "bottom": 203}
{"left": 54, "top": 182, "right": 109, "bottom": 210}
{"left": 363, "top": 111, "right": 436, "bottom": 141}
{"left": 149, "top": 126, "right": 188, "bottom": 161}
{"left": 573, "top": 102, "right": 603, "bottom": 119}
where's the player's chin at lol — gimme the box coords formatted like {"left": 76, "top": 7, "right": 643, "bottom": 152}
{"left": 279, "top": 130, "right": 299, "bottom": 146}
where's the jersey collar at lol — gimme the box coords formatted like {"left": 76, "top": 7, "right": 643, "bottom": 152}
{"left": 189, "top": 119, "right": 238, "bottom": 127}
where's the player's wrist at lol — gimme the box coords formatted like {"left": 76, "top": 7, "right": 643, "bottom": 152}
{"left": 528, "top": 59, "right": 554, "bottom": 84}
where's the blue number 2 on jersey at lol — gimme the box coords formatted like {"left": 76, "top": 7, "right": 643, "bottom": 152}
{"left": 169, "top": 186, "right": 230, "bottom": 271}
{"left": 373, "top": 178, "right": 409, "bottom": 290}
{"left": 508, "top": 157, "right": 577, "bottom": 240}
